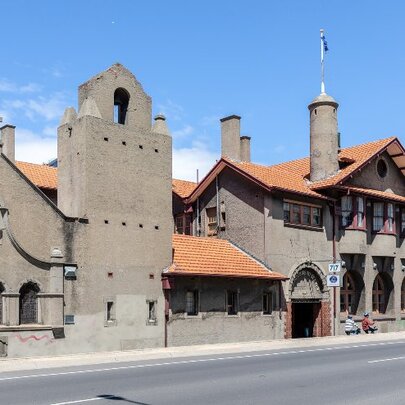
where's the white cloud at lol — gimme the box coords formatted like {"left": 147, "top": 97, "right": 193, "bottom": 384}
{"left": 157, "top": 99, "right": 184, "bottom": 121}
{"left": 15, "top": 128, "right": 57, "bottom": 163}
{"left": 2, "top": 92, "right": 67, "bottom": 122}
{"left": 172, "top": 124, "right": 194, "bottom": 139}
{"left": 0, "top": 79, "right": 41, "bottom": 94}
{"left": 173, "top": 141, "right": 218, "bottom": 181}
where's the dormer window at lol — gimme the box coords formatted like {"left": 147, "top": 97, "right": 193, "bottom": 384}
{"left": 113, "top": 88, "right": 130, "bottom": 124}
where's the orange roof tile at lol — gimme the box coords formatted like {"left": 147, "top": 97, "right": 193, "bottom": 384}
{"left": 172, "top": 179, "right": 197, "bottom": 198}
{"left": 16, "top": 161, "right": 57, "bottom": 190}
{"left": 336, "top": 185, "right": 405, "bottom": 204}
{"left": 188, "top": 137, "right": 400, "bottom": 202}
{"left": 311, "top": 137, "right": 397, "bottom": 189}
{"left": 166, "top": 234, "right": 287, "bottom": 280}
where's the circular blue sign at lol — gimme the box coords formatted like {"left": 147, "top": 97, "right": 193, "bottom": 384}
{"left": 330, "top": 275, "right": 338, "bottom": 283}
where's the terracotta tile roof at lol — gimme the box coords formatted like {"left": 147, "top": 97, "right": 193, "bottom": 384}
{"left": 16, "top": 161, "right": 57, "bottom": 190}
{"left": 311, "top": 137, "right": 397, "bottom": 189}
{"left": 336, "top": 185, "right": 405, "bottom": 204}
{"left": 166, "top": 234, "right": 287, "bottom": 280}
{"left": 189, "top": 137, "right": 398, "bottom": 202}
{"left": 172, "top": 179, "right": 197, "bottom": 198}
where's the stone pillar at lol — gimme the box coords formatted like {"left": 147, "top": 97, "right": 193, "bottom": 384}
{"left": 0, "top": 125, "right": 16, "bottom": 163}
{"left": 285, "top": 302, "right": 292, "bottom": 338}
{"left": 221, "top": 115, "right": 241, "bottom": 161}
{"left": 3, "top": 293, "right": 19, "bottom": 325}
{"left": 42, "top": 248, "right": 65, "bottom": 326}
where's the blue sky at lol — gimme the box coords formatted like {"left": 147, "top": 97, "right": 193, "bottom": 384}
{"left": 1, "top": 1, "right": 405, "bottom": 180}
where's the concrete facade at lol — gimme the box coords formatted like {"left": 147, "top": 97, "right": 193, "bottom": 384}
{"left": 0, "top": 64, "right": 172, "bottom": 357}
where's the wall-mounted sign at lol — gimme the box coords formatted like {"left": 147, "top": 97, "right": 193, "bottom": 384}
{"left": 327, "top": 274, "right": 340, "bottom": 287}
{"left": 328, "top": 263, "right": 341, "bottom": 273}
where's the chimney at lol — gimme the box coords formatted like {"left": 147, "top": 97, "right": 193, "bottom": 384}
{"left": 308, "top": 93, "right": 339, "bottom": 182}
{"left": 0, "top": 125, "right": 16, "bottom": 163}
{"left": 220, "top": 115, "right": 241, "bottom": 161}
{"left": 240, "top": 136, "right": 251, "bottom": 162}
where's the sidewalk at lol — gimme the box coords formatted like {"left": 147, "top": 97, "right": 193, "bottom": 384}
{"left": 1, "top": 331, "right": 405, "bottom": 373}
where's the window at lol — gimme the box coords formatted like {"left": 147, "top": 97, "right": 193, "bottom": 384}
{"left": 377, "top": 159, "right": 388, "bottom": 178}
{"left": 206, "top": 207, "right": 217, "bottom": 236}
{"left": 0, "top": 283, "right": 3, "bottom": 324}
{"left": 283, "top": 201, "right": 322, "bottom": 228}
{"left": 340, "top": 196, "right": 365, "bottom": 229}
{"left": 19, "top": 282, "right": 39, "bottom": 324}
{"left": 372, "top": 202, "right": 384, "bottom": 232}
{"left": 226, "top": 291, "right": 238, "bottom": 315}
{"left": 186, "top": 290, "right": 199, "bottom": 316}
{"left": 263, "top": 292, "right": 273, "bottom": 315}
{"left": 401, "top": 279, "right": 405, "bottom": 312}
{"left": 372, "top": 274, "right": 385, "bottom": 314}
{"left": 113, "top": 88, "right": 130, "bottom": 125}
{"left": 147, "top": 300, "right": 157, "bottom": 323}
{"left": 106, "top": 301, "right": 114, "bottom": 322}
{"left": 341, "top": 196, "right": 353, "bottom": 227}
{"left": 401, "top": 209, "right": 405, "bottom": 236}
{"left": 174, "top": 214, "right": 192, "bottom": 235}
{"left": 340, "top": 273, "right": 355, "bottom": 314}
{"left": 372, "top": 202, "right": 395, "bottom": 234}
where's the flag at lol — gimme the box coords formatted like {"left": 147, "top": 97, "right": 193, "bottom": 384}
{"left": 321, "top": 35, "right": 329, "bottom": 52}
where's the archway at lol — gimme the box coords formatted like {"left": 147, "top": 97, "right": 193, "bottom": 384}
{"left": 19, "top": 282, "right": 40, "bottom": 324}
{"left": 288, "top": 264, "right": 330, "bottom": 338}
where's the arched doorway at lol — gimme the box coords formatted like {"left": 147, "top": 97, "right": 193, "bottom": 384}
{"left": 288, "top": 265, "right": 330, "bottom": 338}
{"left": 19, "top": 282, "right": 40, "bottom": 324}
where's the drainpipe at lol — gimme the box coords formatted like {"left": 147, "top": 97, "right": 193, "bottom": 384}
{"left": 216, "top": 175, "right": 220, "bottom": 234}
{"left": 332, "top": 201, "right": 337, "bottom": 336}
{"left": 162, "top": 276, "right": 172, "bottom": 348}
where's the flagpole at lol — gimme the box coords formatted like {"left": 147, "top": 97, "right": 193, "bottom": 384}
{"left": 320, "top": 28, "right": 325, "bottom": 94}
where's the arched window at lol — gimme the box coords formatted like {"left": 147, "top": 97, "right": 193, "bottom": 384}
{"left": 113, "top": 88, "right": 130, "bottom": 124}
{"left": 19, "top": 282, "right": 40, "bottom": 324}
{"left": 0, "top": 283, "right": 4, "bottom": 324}
{"left": 401, "top": 279, "right": 405, "bottom": 312}
{"left": 372, "top": 274, "right": 385, "bottom": 314}
{"left": 340, "top": 272, "right": 356, "bottom": 314}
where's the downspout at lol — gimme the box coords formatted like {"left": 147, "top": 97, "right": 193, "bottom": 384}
{"left": 216, "top": 175, "right": 220, "bottom": 234}
{"left": 162, "top": 276, "right": 171, "bottom": 348}
{"left": 332, "top": 201, "right": 337, "bottom": 336}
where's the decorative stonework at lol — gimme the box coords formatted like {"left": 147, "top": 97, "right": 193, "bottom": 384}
{"left": 289, "top": 262, "right": 329, "bottom": 301}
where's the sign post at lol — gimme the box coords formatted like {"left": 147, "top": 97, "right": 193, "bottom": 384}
{"left": 328, "top": 262, "right": 341, "bottom": 336}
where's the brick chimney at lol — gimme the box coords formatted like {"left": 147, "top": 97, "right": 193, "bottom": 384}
{"left": 220, "top": 115, "right": 241, "bottom": 161}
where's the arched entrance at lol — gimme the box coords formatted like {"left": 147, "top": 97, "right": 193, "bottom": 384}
{"left": 288, "top": 264, "right": 330, "bottom": 338}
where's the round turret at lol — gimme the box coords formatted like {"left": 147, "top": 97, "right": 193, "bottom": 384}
{"left": 308, "top": 93, "right": 339, "bottom": 182}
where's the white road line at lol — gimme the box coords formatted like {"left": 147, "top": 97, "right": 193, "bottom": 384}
{"left": 50, "top": 396, "right": 107, "bottom": 405}
{"left": 0, "top": 340, "right": 403, "bottom": 383}
{"left": 368, "top": 356, "right": 405, "bottom": 364}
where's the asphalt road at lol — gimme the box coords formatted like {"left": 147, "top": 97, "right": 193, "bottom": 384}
{"left": 1, "top": 339, "right": 405, "bottom": 405}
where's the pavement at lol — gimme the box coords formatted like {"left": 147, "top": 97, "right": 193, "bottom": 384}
{"left": 1, "top": 333, "right": 405, "bottom": 404}
{"left": 2, "top": 330, "right": 405, "bottom": 373}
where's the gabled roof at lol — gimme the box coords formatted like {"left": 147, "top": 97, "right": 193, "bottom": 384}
{"left": 15, "top": 161, "right": 57, "bottom": 190}
{"left": 166, "top": 234, "right": 287, "bottom": 280}
{"left": 15, "top": 161, "right": 198, "bottom": 198}
{"left": 187, "top": 137, "right": 403, "bottom": 203}
{"left": 172, "top": 179, "right": 197, "bottom": 198}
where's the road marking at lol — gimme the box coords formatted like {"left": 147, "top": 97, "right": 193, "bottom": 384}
{"left": 50, "top": 396, "right": 108, "bottom": 405}
{"left": 0, "top": 341, "right": 404, "bottom": 382}
{"left": 368, "top": 356, "right": 405, "bottom": 364}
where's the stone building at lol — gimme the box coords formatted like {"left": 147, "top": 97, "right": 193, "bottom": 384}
{"left": 1, "top": 63, "right": 405, "bottom": 357}
{"left": 172, "top": 96, "right": 405, "bottom": 339}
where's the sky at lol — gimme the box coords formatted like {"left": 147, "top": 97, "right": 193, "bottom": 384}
{"left": 1, "top": 1, "right": 405, "bottom": 181}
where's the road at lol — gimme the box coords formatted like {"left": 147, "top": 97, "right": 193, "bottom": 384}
{"left": 1, "top": 339, "right": 405, "bottom": 405}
